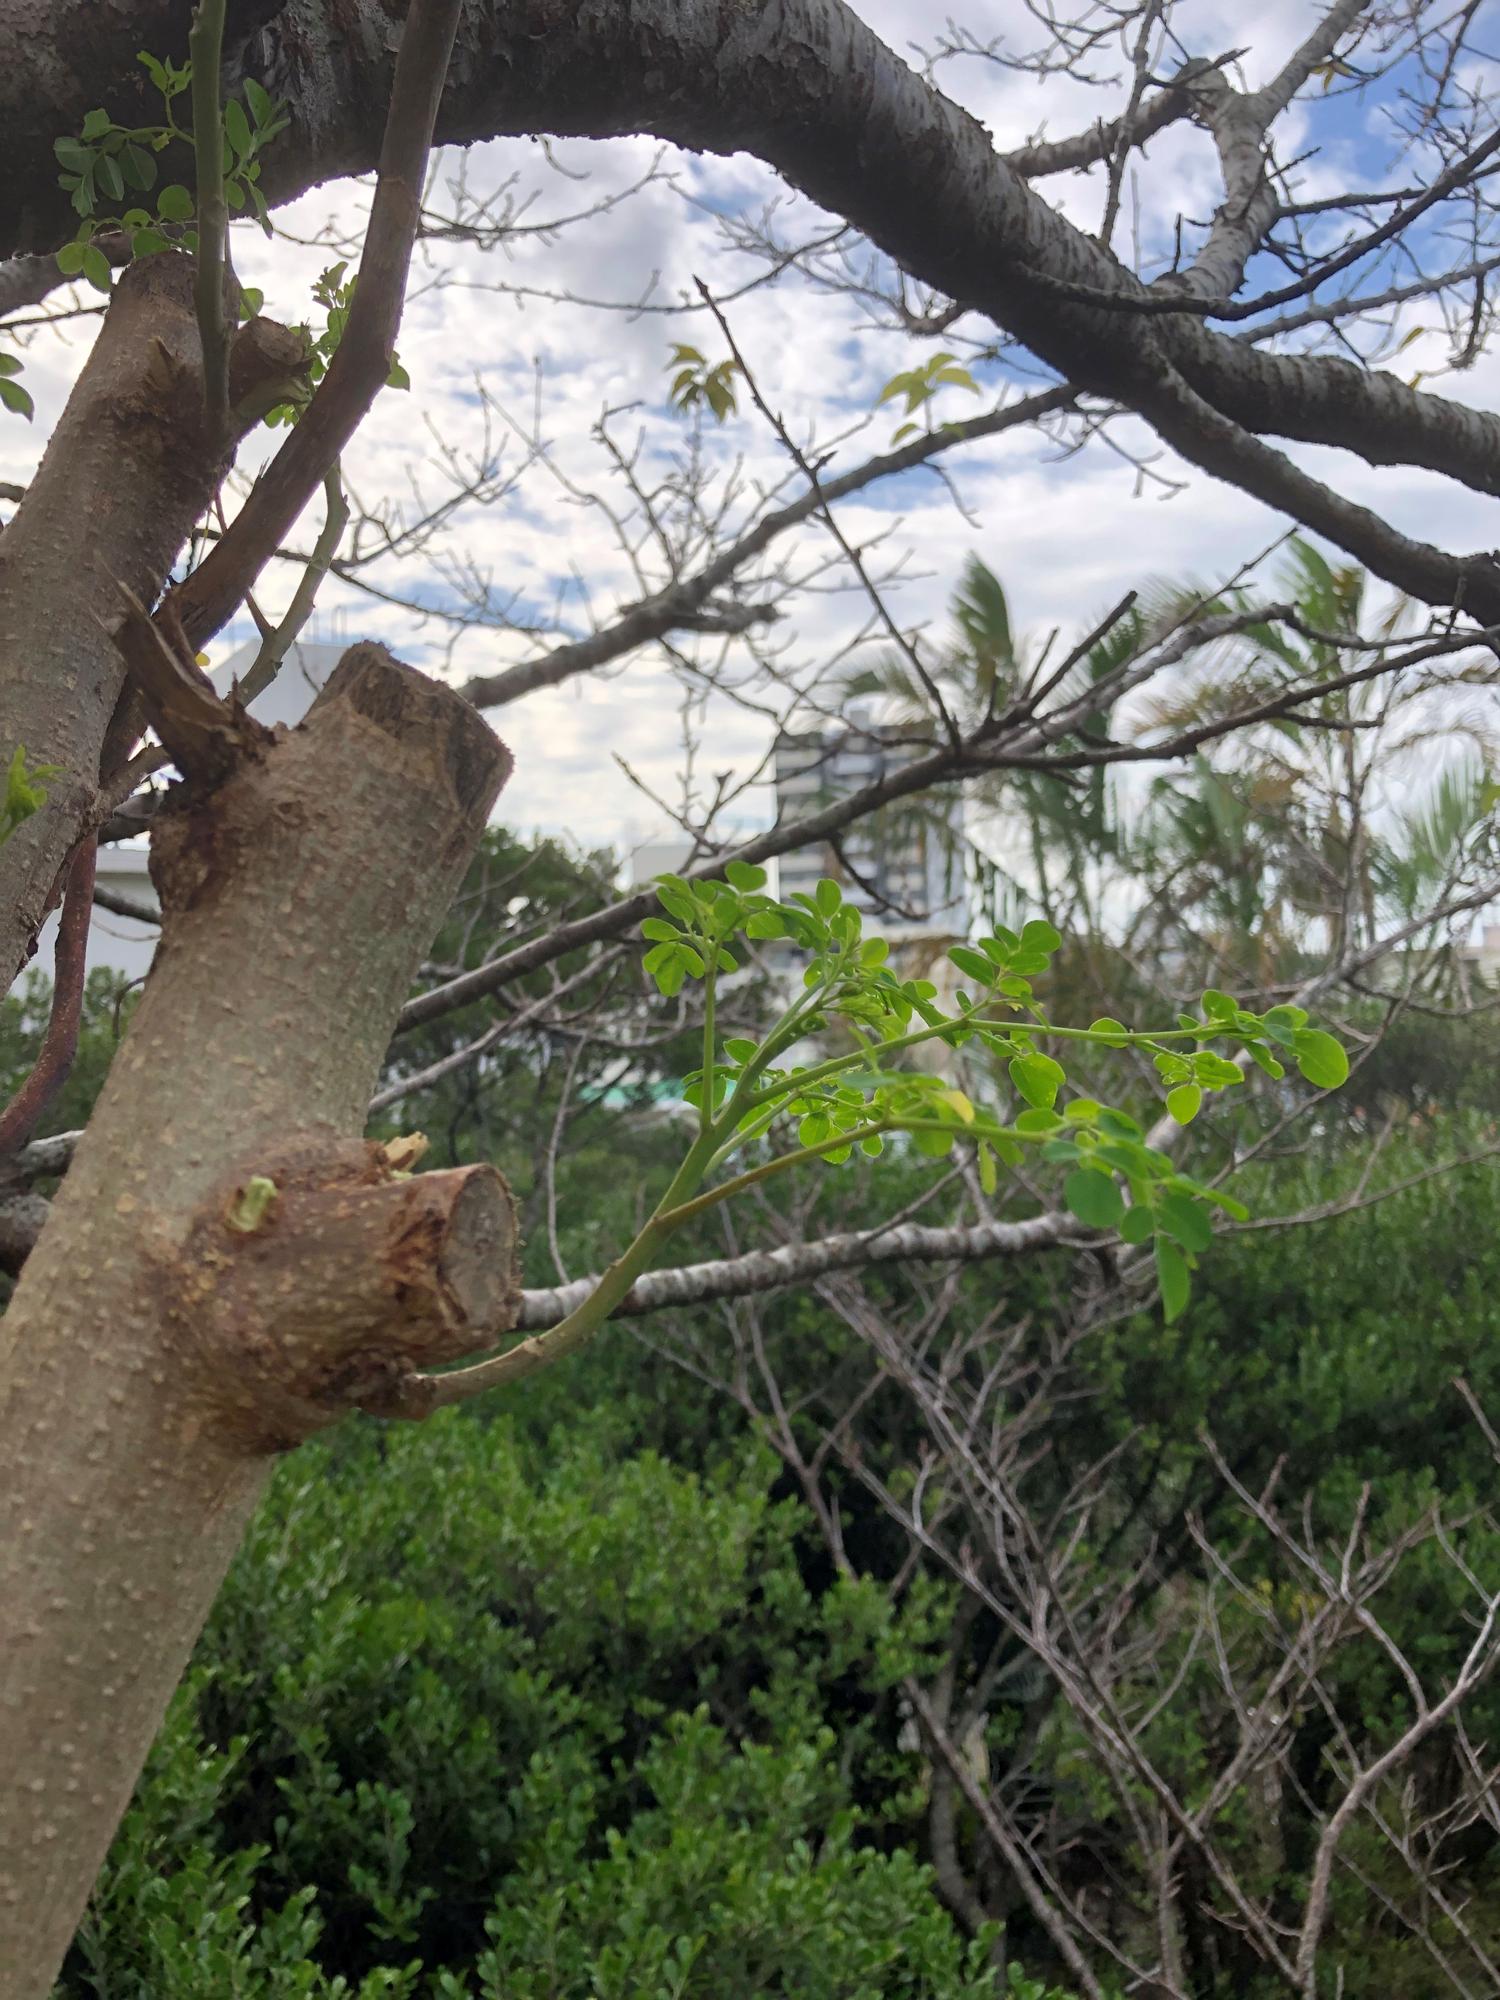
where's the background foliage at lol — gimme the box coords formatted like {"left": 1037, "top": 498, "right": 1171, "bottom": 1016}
{"left": 8, "top": 819, "right": 1497, "bottom": 1995}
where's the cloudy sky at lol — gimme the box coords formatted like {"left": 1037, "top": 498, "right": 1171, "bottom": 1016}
{"left": 8, "top": 0, "right": 1499, "bottom": 862}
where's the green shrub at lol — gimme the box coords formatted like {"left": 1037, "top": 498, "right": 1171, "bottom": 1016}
{"left": 57, "top": 1408, "right": 1020, "bottom": 1998}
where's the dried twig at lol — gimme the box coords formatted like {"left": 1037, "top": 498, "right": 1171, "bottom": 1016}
{"left": 0, "top": 835, "right": 97, "bottom": 1157}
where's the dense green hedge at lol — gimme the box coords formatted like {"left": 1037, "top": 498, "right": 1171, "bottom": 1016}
{"left": 56, "top": 1405, "right": 1051, "bottom": 1998}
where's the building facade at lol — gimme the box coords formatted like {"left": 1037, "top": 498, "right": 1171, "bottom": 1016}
{"left": 772, "top": 716, "right": 968, "bottom": 945}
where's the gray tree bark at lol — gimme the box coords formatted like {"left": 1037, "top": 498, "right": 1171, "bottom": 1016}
{"left": 0, "top": 6, "right": 1495, "bottom": 1991}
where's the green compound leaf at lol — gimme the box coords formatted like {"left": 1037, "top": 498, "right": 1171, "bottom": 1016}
{"left": 54, "top": 136, "right": 95, "bottom": 174}
{"left": 81, "top": 244, "right": 113, "bottom": 294}
{"left": 1155, "top": 1190, "right": 1212, "bottom": 1254}
{"left": 121, "top": 142, "right": 156, "bottom": 191}
{"left": 1064, "top": 1169, "right": 1125, "bottom": 1230}
{"left": 949, "top": 944, "right": 997, "bottom": 984}
{"left": 1293, "top": 1028, "right": 1350, "bottom": 1090}
{"left": 1009, "top": 1051, "right": 1065, "bottom": 1110}
{"left": 224, "top": 97, "right": 252, "bottom": 160}
{"left": 1166, "top": 1083, "right": 1202, "bottom": 1126}
{"left": 1020, "top": 918, "right": 1062, "bottom": 954}
{"left": 1155, "top": 1237, "right": 1191, "bottom": 1323}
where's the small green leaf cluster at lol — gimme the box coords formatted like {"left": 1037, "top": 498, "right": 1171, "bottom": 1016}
{"left": 1, "top": 746, "right": 62, "bottom": 846}
{"left": 636, "top": 871, "right": 1350, "bottom": 1324}
{"left": 1152, "top": 988, "right": 1350, "bottom": 1126}
{"left": 52, "top": 54, "right": 288, "bottom": 294}
{"left": 665, "top": 344, "right": 741, "bottom": 422}
{"left": 875, "top": 350, "right": 980, "bottom": 443}
{"left": 641, "top": 858, "right": 765, "bottom": 997}
{"left": 264, "top": 261, "right": 410, "bottom": 426}
{"left": 1048, "top": 1101, "right": 1247, "bottom": 1322}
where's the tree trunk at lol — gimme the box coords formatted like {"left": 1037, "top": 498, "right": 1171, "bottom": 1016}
{"left": 0, "top": 251, "right": 303, "bottom": 993}
{"left": 0, "top": 645, "right": 515, "bottom": 1999}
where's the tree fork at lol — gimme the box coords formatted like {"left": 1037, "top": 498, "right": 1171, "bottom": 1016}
{"left": 0, "top": 250, "right": 306, "bottom": 995}
{"left": 0, "top": 644, "right": 513, "bottom": 1998}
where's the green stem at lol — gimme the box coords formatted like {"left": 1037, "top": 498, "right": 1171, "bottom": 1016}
{"left": 1031, "top": 1022, "right": 1204, "bottom": 1047}
{"left": 708, "top": 964, "right": 841, "bottom": 1134}
{"left": 419, "top": 1092, "right": 1038, "bottom": 1412}
{"left": 731, "top": 1007, "right": 1224, "bottom": 1127}
{"left": 729, "top": 1002, "right": 984, "bottom": 1119}
{"left": 188, "top": 0, "right": 230, "bottom": 443}
{"left": 234, "top": 465, "right": 349, "bottom": 706}
{"left": 705, "top": 1104, "right": 782, "bottom": 1175}
{"left": 700, "top": 963, "right": 717, "bottom": 1137}
{"left": 659, "top": 1121, "right": 901, "bottom": 1228}
{"left": 422, "top": 1126, "right": 720, "bottom": 1407}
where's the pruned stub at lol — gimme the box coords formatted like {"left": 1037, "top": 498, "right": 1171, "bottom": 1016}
{"left": 172, "top": 1136, "right": 519, "bottom": 1451}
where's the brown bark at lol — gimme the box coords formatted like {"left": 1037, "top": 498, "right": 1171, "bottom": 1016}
{"left": 0, "top": 644, "right": 514, "bottom": 1999}
{"left": 0, "top": 251, "right": 304, "bottom": 997}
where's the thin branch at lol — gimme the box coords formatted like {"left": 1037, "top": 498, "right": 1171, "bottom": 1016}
{"left": 169, "top": 0, "right": 464, "bottom": 649}
{"left": 696, "top": 277, "right": 960, "bottom": 746}
{"left": 455, "top": 385, "right": 1075, "bottom": 712}
{"left": 905, "top": 1678, "right": 1108, "bottom": 2000}
{"left": 93, "top": 884, "right": 157, "bottom": 926}
{"left": 0, "top": 837, "right": 97, "bottom": 1157}
{"left": 103, "top": 579, "right": 262, "bottom": 784}
{"left": 232, "top": 464, "right": 349, "bottom": 708}
{"left": 509, "top": 1210, "right": 1067, "bottom": 1330}
{"left": 188, "top": 0, "right": 231, "bottom": 445}
{"left": 397, "top": 603, "right": 1305, "bottom": 1033}
{"left": 1002, "top": 55, "right": 1214, "bottom": 179}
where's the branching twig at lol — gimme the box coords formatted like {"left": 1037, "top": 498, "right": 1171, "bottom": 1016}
{"left": 0, "top": 836, "right": 97, "bottom": 1157}
{"left": 170, "top": 0, "right": 464, "bottom": 648}
{"left": 188, "top": 0, "right": 231, "bottom": 444}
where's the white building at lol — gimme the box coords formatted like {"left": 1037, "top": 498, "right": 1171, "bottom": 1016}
{"left": 1465, "top": 924, "right": 1500, "bottom": 982}
{"left": 630, "top": 716, "right": 970, "bottom": 953}
{"left": 772, "top": 715, "right": 968, "bottom": 944}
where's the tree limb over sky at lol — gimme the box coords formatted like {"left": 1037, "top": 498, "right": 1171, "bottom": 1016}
{"left": 6, "top": 1, "right": 1500, "bottom": 623}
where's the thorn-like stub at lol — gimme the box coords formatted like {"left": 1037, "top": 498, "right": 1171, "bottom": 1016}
{"left": 108, "top": 577, "right": 271, "bottom": 789}
{"left": 173, "top": 1138, "right": 520, "bottom": 1451}
{"left": 225, "top": 1175, "right": 279, "bottom": 1233}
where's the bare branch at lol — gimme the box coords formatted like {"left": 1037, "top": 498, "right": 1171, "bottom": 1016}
{"left": 169, "top": 0, "right": 465, "bottom": 649}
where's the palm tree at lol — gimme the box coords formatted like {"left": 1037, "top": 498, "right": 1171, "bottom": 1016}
{"left": 1122, "top": 540, "right": 1500, "bottom": 988}
{"left": 839, "top": 542, "right": 1500, "bottom": 1010}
